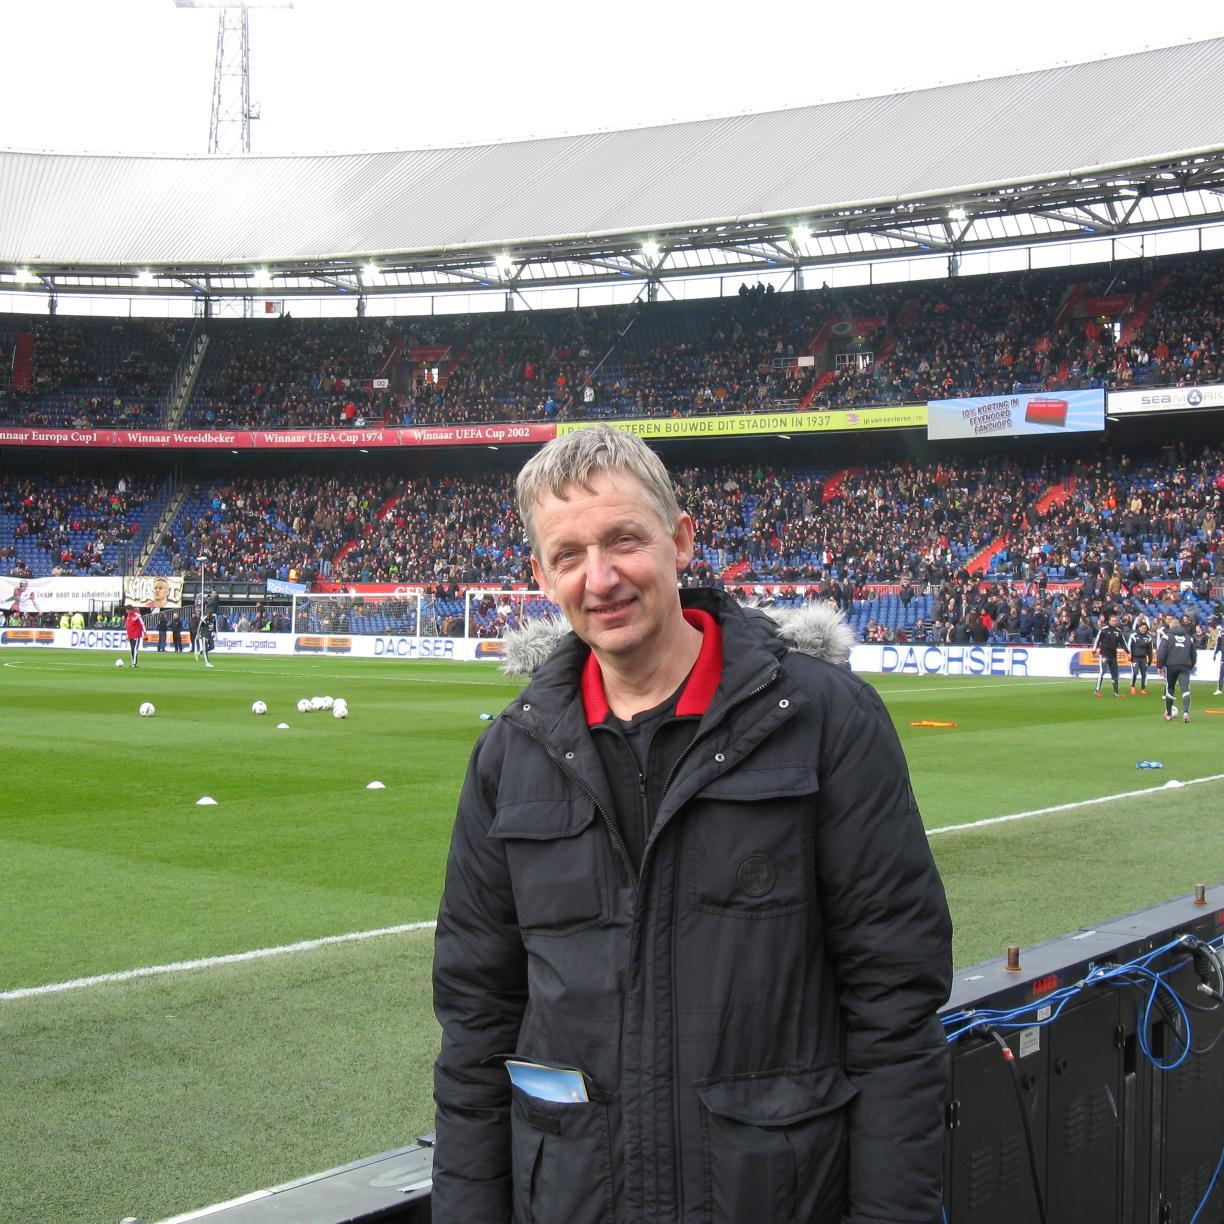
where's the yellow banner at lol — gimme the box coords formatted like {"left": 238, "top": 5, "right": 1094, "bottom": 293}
{"left": 556, "top": 405, "right": 927, "bottom": 439}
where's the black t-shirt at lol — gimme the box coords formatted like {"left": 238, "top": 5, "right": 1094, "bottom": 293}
{"left": 612, "top": 681, "right": 686, "bottom": 774}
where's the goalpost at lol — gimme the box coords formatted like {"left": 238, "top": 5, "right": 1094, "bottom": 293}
{"left": 462, "top": 589, "right": 559, "bottom": 639}
{"left": 290, "top": 591, "right": 427, "bottom": 637}
{"left": 288, "top": 590, "right": 559, "bottom": 640}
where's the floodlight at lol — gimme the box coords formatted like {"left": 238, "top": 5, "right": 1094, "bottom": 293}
{"left": 251, "top": 266, "right": 272, "bottom": 288}
{"left": 361, "top": 263, "right": 379, "bottom": 284}
{"left": 641, "top": 240, "right": 661, "bottom": 261}
{"left": 947, "top": 206, "right": 968, "bottom": 222}
{"left": 494, "top": 253, "right": 515, "bottom": 275}
{"left": 791, "top": 225, "right": 811, "bottom": 244}
{"left": 13, "top": 267, "right": 34, "bottom": 284}
{"left": 135, "top": 269, "right": 155, "bottom": 287}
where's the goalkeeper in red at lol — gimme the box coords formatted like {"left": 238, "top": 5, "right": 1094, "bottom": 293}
{"left": 124, "top": 605, "right": 146, "bottom": 669}
{"left": 1157, "top": 619, "right": 1197, "bottom": 723}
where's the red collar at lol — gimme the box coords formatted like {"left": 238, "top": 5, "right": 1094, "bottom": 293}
{"left": 580, "top": 608, "right": 722, "bottom": 726}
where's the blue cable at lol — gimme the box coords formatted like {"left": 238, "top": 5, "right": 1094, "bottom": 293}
{"left": 1188, "top": 1140, "right": 1224, "bottom": 1224}
{"left": 940, "top": 933, "right": 1223, "bottom": 1222}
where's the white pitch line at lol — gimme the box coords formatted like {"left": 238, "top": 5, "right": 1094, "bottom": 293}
{"left": 882, "top": 677, "right": 1068, "bottom": 696}
{"left": 0, "top": 920, "right": 437, "bottom": 1002}
{"left": 8, "top": 773, "right": 1223, "bottom": 1001}
{"left": 928, "top": 772, "right": 1224, "bottom": 837}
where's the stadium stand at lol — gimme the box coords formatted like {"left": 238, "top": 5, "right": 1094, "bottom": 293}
{"left": 4, "top": 251, "right": 1224, "bottom": 432}
{"left": 0, "top": 472, "right": 168, "bottom": 578}
{"left": 0, "top": 318, "right": 188, "bottom": 427}
{"left": 7, "top": 443, "right": 1221, "bottom": 643}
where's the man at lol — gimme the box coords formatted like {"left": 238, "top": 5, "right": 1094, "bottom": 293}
{"left": 1214, "top": 623, "right": 1224, "bottom": 697}
{"left": 192, "top": 589, "right": 215, "bottom": 667}
{"left": 1158, "top": 613, "right": 1197, "bottom": 723}
{"left": 124, "top": 605, "right": 146, "bottom": 669}
{"left": 432, "top": 426, "right": 952, "bottom": 1224}
{"left": 1127, "top": 618, "right": 1154, "bottom": 695}
{"left": 1093, "top": 611, "right": 1125, "bottom": 698}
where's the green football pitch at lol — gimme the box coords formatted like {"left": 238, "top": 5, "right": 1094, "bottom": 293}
{"left": 1, "top": 650, "right": 1220, "bottom": 1223}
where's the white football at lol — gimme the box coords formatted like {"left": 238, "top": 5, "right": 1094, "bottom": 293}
{"left": 332, "top": 703, "right": 348, "bottom": 719}
{"left": 251, "top": 700, "right": 268, "bottom": 715}
{"left": 310, "top": 696, "right": 326, "bottom": 710}
{"left": 297, "top": 698, "right": 311, "bottom": 713}
{"left": 115, "top": 658, "right": 126, "bottom": 668}
{"left": 139, "top": 702, "right": 155, "bottom": 717}
{"left": 321, "top": 696, "right": 334, "bottom": 709}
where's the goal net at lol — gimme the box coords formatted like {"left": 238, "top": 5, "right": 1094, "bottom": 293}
{"left": 463, "top": 589, "right": 560, "bottom": 639}
{"left": 290, "top": 591, "right": 427, "bottom": 636}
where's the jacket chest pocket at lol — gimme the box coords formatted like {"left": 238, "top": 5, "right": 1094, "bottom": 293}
{"left": 490, "top": 798, "right": 607, "bottom": 935}
{"left": 686, "top": 766, "right": 817, "bottom": 918}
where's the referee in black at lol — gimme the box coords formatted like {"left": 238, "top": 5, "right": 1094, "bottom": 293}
{"left": 1158, "top": 618, "right": 1198, "bottom": 723}
{"left": 1093, "top": 611, "right": 1125, "bottom": 699}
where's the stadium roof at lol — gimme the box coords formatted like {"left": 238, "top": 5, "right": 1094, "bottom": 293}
{"left": 5, "top": 36, "right": 1224, "bottom": 299}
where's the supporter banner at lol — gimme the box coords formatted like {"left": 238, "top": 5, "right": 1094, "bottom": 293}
{"left": 408, "top": 423, "right": 553, "bottom": 446}
{"left": 1073, "top": 294, "right": 1134, "bottom": 318}
{"left": 557, "top": 405, "right": 926, "bottom": 441}
{"left": 266, "top": 578, "right": 308, "bottom": 595}
{"left": 0, "top": 423, "right": 556, "bottom": 450}
{"left": 1107, "top": 384, "right": 1224, "bottom": 416}
{"left": 123, "top": 575, "right": 184, "bottom": 609}
{"left": 311, "top": 582, "right": 534, "bottom": 596}
{"left": 1, "top": 575, "right": 123, "bottom": 612}
{"left": 927, "top": 388, "right": 1105, "bottom": 440}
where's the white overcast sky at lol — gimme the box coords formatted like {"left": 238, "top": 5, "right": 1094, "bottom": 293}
{"left": 3, "top": 0, "right": 1222, "bottom": 156}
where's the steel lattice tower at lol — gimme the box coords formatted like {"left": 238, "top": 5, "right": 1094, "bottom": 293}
{"left": 175, "top": 1, "right": 290, "bottom": 154}
{"left": 208, "top": 6, "right": 252, "bottom": 154}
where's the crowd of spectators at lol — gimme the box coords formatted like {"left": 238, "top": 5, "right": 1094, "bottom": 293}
{"left": 183, "top": 318, "right": 405, "bottom": 429}
{"left": 0, "top": 319, "right": 188, "bottom": 427}
{"left": 6, "top": 439, "right": 1223, "bottom": 643}
{"left": 151, "top": 470, "right": 527, "bottom": 588}
{"left": 5, "top": 250, "right": 1224, "bottom": 432}
{"left": 1118, "top": 259, "right": 1224, "bottom": 388}
{"left": 0, "top": 472, "right": 157, "bottom": 575}
{"left": 157, "top": 476, "right": 398, "bottom": 584}
{"left": 130, "top": 441, "right": 1224, "bottom": 639}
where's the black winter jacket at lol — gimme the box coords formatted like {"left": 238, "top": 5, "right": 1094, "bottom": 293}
{"left": 433, "top": 590, "right": 952, "bottom": 1224}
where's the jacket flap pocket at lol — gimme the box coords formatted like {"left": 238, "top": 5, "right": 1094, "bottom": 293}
{"left": 696, "top": 765, "right": 819, "bottom": 803}
{"left": 490, "top": 798, "right": 596, "bottom": 841}
{"left": 695, "top": 1064, "right": 855, "bottom": 1126}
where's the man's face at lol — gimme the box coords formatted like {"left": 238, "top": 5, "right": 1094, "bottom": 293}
{"left": 529, "top": 468, "right": 693, "bottom": 667}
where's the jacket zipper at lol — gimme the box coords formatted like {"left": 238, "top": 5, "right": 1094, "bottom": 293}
{"left": 503, "top": 716, "right": 639, "bottom": 888}
{"left": 658, "top": 665, "right": 780, "bottom": 801}
{"left": 652, "top": 664, "right": 780, "bottom": 1218}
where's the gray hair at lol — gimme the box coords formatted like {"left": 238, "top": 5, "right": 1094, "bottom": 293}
{"left": 516, "top": 425, "right": 682, "bottom": 554}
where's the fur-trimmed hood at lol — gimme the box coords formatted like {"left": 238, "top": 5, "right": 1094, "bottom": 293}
{"left": 501, "top": 597, "right": 854, "bottom": 678}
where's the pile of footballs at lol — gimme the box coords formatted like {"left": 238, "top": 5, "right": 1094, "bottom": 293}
{"left": 282, "top": 695, "right": 349, "bottom": 719}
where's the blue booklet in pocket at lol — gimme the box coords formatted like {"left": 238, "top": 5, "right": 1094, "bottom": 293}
{"left": 505, "top": 1059, "right": 590, "bottom": 1103}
